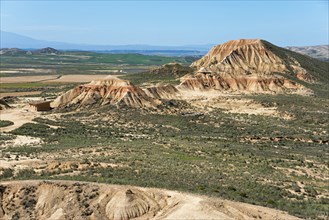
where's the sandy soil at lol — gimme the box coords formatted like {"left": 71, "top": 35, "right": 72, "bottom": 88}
{"left": 0, "top": 106, "right": 40, "bottom": 132}
{"left": 0, "top": 157, "right": 41, "bottom": 170}
{"left": 44, "top": 74, "right": 114, "bottom": 83}
{"left": 179, "top": 89, "right": 281, "bottom": 117}
{"left": 0, "top": 135, "right": 42, "bottom": 148}
{"left": 0, "top": 180, "right": 301, "bottom": 220}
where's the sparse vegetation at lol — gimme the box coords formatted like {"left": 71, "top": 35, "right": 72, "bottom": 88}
{"left": 0, "top": 120, "right": 14, "bottom": 128}
{"left": 1, "top": 46, "right": 328, "bottom": 219}
{"left": 3, "top": 97, "right": 328, "bottom": 219}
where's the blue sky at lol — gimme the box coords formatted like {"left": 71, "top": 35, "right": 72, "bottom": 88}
{"left": 1, "top": 0, "right": 328, "bottom": 46}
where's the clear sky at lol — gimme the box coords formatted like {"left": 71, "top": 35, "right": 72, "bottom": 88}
{"left": 1, "top": 0, "right": 328, "bottom": 46}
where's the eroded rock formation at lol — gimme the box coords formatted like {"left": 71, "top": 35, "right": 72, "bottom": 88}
{"left": 51, "top": 78, "right": 181, "bottom": 109}
{"left": 179, "top": 72, "right": 305, "bottom": 93}
{"left": 52, "top": 78, "right": 161, "bottom": 109}
{"left": 190, "top": 39, "right": 309, "bottom": 78}
{"left": 0, "top": 181, "right": 301, "bottom": 220}
{"left": 181, "top": 39, "right": 314, "bottom": 93}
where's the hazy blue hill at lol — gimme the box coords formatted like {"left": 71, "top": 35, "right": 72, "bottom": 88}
{"left": 0, "top": 31, "right": 70, "bottom": 49}
{"left": 286, "top": 45, "right": 329, "bottom": 62}
{"left": 0, "top": 31, "right": 212, "bottom": 54}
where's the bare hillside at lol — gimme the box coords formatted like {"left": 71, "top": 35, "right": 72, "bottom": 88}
{"left": 0, "top": 181, "right": 300, "bottom": 220}
{"left": 286, "top": 45, "right": 329, "bottom": 62}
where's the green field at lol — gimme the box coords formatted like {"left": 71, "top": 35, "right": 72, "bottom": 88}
{"left": 0, "top": 52, "right": 193, "bottom": 77}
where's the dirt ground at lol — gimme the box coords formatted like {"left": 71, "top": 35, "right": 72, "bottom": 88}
{"left": 0, "top": 180, "right": 301, "bottom": 220}
{"left": 0, "top": 75, "right": 60, "bottom": 83}
{"left": 0, "top": 74, "right": 116, "bottom": 84}
{"left": 178, "top": 89, "right": 284, "bottom": 117}
{"left": 0, "top": 106, "right": 40, "bottom": 132}
{"left": 44, "top": 74, "right": 115, "bottom": 83}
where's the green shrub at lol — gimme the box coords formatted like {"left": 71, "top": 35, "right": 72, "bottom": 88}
{"left": 0, "top": 120, "right": 14, "bottom": 128}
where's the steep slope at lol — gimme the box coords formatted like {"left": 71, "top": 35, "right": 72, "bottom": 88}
{"left": 52, "top": 77, "right": 182, "bottom": 109}
{"left": 190, "top": 39, "right": 311, "bottom": 81}
{"left": 52, "top": 78, "right": 160, "bottom": 109}
{"left": 181, "top": 39, "right": 328, "bottom": 93}
{"left": 144, "top": 84, "right": 179, "bottom": 99}
{"left": 179, "top": 73, "right": 304, "bottom": 93}
{"left": 0, "top": 181, "right": 300, "bottom": 220}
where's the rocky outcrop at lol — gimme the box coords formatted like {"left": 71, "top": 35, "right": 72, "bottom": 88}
{"left": 180, "top": 39, "right": 314, "bottom": 93}
{"left": 191, "top": 39, "right": 287, "bottom": 75}
{"left": 33, "top": 47, "right": 60, "bottom": 55}
{"left": 106, "top": 189, "right": 167, "bottom": 220}
{"left": 51, "top": 78, "right": 183, "bottom": 109}
{"left": 0, "top": 48, "right": 27, "bottom": 55}
{"left": 179, "top": 72, "right": 305, "bottom": 93}
{"left": 190, "top": 39, "right": 312, "bottom": 82}
{"left": 0, "top": 181, "right": 301, "bottom": 220}
{"left": 52, "top": 78, "right": 160, "bottom": 109}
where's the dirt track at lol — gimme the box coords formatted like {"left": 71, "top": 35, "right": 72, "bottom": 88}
{"left": 0, "top": 107, "right": 40, "bottom": 132}
{"left": 0, "top": 74, "right": 116, "bottom": 84}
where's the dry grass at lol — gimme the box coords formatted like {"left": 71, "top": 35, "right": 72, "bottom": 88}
{"left": 0, "top": 91, "right": 42, "bottom": 98}
{"left": 0, "top": 75, "right": 60, "bottom": 84}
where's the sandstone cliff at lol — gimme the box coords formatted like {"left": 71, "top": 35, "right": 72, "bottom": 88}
{"left": 52, "top": 78, "right": 160, "bottom": 109}
{"left": 179, "top": 72, "right": 305, "bottom": 93}
{"left": 190, "top": 39, "right": 310, "bottom": 80}
{"left": 181, "top": 39, "right": 314, "bottom": 93}
{"left": 51, "top": 78, "right": 181, "bottom": 109}
{"left": 0, "top": 181, "right": 301, "bottom": 220}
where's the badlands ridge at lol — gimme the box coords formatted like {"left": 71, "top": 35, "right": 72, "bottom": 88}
{"left": 52, "top": 39, "right": 312, "bottom": 109}
{"left": 0, "top": 181, "right": 300, "bottom": 220}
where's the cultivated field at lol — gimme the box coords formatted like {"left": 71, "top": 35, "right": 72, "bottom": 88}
{"left": 0, "top": 74, "right": 113, "bottom": 84}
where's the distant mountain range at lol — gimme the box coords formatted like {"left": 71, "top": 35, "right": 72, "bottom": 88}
{"left": 1, "top": 31, "right": 328, "bottom": 60}
{"left": 0, "top": 47, "right": 61, "bottom": 55}
{"left": 0, "top": 31, "right": 213, "bottom": 54}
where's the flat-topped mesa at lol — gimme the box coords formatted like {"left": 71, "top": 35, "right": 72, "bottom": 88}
{"left": 51, "top": 78, "right": 160, "bottom": 109}
{"left": 190, "top": 39, "right": 311, "bottom": 81}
